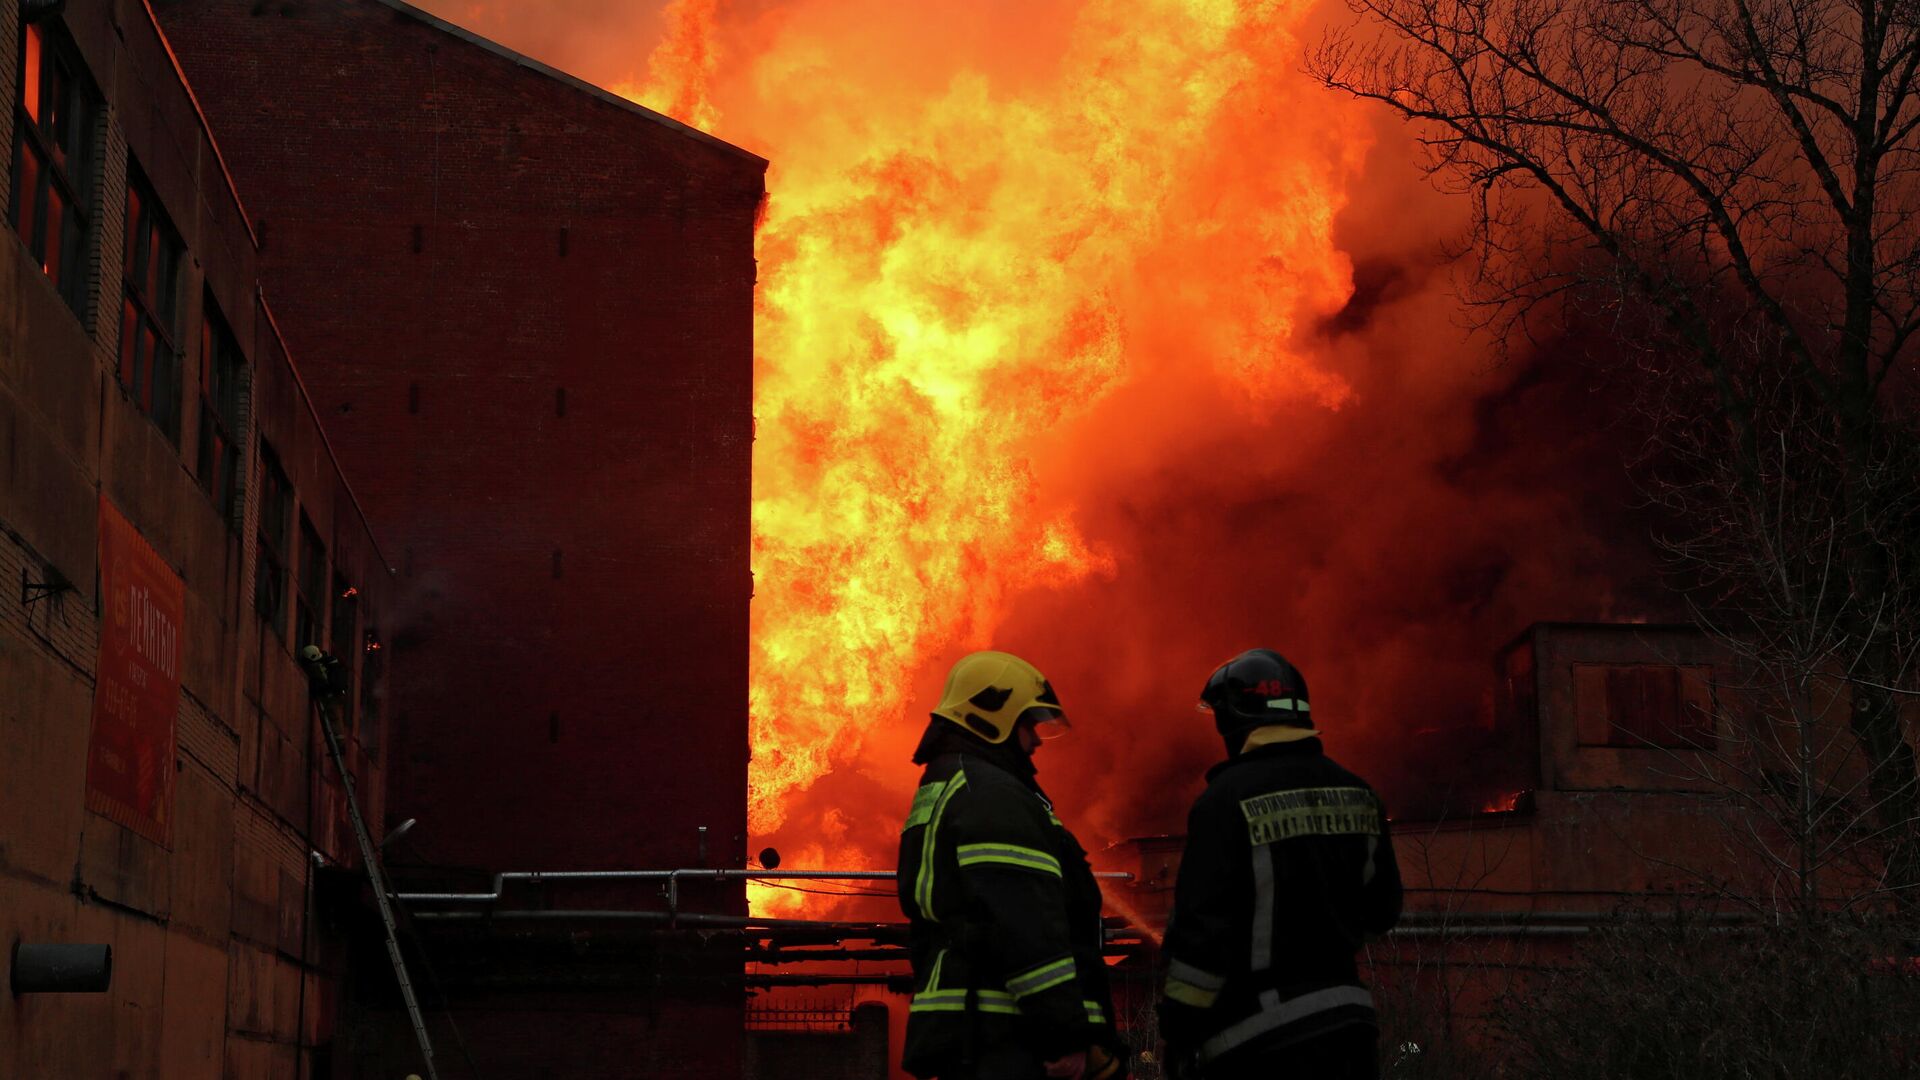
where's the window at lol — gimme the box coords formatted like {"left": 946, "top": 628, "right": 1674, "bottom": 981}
{"left": 294, "top": 513, "right": 326, "bottom": 652}
{"left": 360, "top": 627, "right": 384, "bottom": 754}
{"left": 255, "top": 441, "right": 291, "bottom": 637}
{"left": 119, "top": 166, "right": 184, "bottom": 440}
{"left": 9, "top": 20, "right": 96, "bottom": 315}
{"left": 198, "top": 302, "right": 245, "bottom": 525}
{"left": 1574, "top": 663, "right": 1716, "bottom": 749}
{"left": 1495, "top": 637, "right": 1538, "bottom": 737}
{"left": 329, "top": 575, "right": 359, "bottom": 733}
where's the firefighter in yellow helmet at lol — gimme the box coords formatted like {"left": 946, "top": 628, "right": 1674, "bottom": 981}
{"left": 896, "top": 651, "right": 1127, "bottom": 1080}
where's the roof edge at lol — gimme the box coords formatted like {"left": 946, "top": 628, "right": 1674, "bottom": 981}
{"left": 139, "top": 0, "right": 261, "bottom": 248}
{"left": 257, "top": 288, "right": 396, "bottom": 579}
{"left": 139, "top": 3, "right": 388, "bottom": 573}
{"left": 373, "top": 0, "right": 768, "bottom": 171}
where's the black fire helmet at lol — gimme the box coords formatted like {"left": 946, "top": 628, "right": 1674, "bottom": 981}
{"left": 1199, "top": 648, "right": 1312, "bottom": 740}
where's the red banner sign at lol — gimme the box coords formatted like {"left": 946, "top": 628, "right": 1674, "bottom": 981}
{"left": 85, "top": 497, "right": 184, "bottom": 845}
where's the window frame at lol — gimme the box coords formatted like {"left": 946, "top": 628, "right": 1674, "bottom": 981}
{"left": 294, "top": 512, "right": 327, "bottom": 653}
{"left": 329, "top": 574, "right": 359, "bottom": 735}
{"left": 1574, "top": 662, "right": 1717, "bottom": 750}
{"left": 254, "top": 440, "right": 292, "bottom": 639}
{"left": 360, "top": 626, "right": 384, "bottom": 756}
{"left": 119, "top": 164, "right": 185, "bottom": 441}
{"left": 197, "top": 299, "right": 245, "bottom": 528}
{"left": 9, "top": 18, "right": 97, "bottom": 317}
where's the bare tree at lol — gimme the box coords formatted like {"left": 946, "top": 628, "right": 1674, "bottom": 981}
{"left": 1309, "top": 0, "right": 1920, "bottom": 904}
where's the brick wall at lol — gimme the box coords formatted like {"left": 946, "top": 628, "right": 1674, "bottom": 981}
{"left": 150, "top": 0, "right": 762, "bottom": 893}
{"left": 0, "top": 3, "right": 396, "bottom": 1077}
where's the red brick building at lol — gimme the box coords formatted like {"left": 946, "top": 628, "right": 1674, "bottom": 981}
{"left": 150, "top": 2, "right": 765, "bottom": 1075}
{"left": 0, "top": 2, "right": 395, "bottom": 1076}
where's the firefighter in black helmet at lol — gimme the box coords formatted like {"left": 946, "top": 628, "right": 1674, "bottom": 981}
{"left": 897, "top": 651, "right": 1127, "bottom": 1080}
{"left": 1157, "top": 649, "right": 1402, "bottom": 1079}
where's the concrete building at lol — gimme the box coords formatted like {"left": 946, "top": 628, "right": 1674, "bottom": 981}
{"left": 149, "top": 2, "right": 766, "bottom": 1075}
{"left": 0, "top": 2, "right": 395, "bottom": 1076}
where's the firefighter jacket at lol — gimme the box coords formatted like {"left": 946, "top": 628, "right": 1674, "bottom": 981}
{"left": 1157, "top": 736, "right": 1401, "bottom": 1071}
{"left": 897, "top": 743, "right": 1119, "bottom": 1077}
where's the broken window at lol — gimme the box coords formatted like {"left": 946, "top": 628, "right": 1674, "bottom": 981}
{"left": 9, "top": 20, "right": 96, "bottom": 317}
{"left": 1574, "top": 663, "right": 1716, "bottom": 749}
{"left": 119, "top": 164, "right": 184, "bottom": 440}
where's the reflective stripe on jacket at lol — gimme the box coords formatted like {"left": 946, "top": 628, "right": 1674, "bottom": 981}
{"left": 898, "top": 752, "right": 1116, "bottom": 1076}
{"left": 1157, "top": 737, "right": 1402, "bottom": 1068}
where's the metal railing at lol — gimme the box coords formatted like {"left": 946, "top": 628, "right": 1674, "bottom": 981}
{"left": 397, "top": 868, "right": 1133, "bottom": 928}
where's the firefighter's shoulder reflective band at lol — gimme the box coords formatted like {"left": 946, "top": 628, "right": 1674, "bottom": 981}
{"left": 913, "top": 771, "right": 969, "bottom": 920}
{"left": 1167, "top": 959, "right": 1226, "bottom": 990}
{"left": 1164, "top": 976, "right": 1220, "bottom": 1009}
{"left": 1199, "top": 985, "right": 1375, "bottom": 1061}
{"left": 909, "top": 989, "right": 1020, "bottom": 1016}
{"left": 904, "top": 779, "right": 950, "bottom": 831}
{"left": 956, "top": 842, "right": 1063, "bottom": 877}
{"left": 1006, "top": 956, "right": 1077, "bottom": 999}
{"left": 1083, "top": 999, "right": 1107, "bottom": 1024}
{"left": 1239, "top": 786, "right": 1380, "bottom": 845}
{"left": 1164, "top": 958, "right": 1226, "bottom": 1008}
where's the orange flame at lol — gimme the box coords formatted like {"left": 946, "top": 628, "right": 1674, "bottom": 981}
{"left": 610, "top": 0, "right": 1370, "bottom": 914}
{"left": 1479, "top": 790, "right": 1528, "bottom": 814}
{"left": 611, "top": 0, "right": 722, "bottom": 131}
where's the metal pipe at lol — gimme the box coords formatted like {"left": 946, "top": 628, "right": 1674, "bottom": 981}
{"left": 408, "top": 908, "right": 1750, "bottom": 944}
{"left": 410, "top": 909, "right": 907, "bottom": 933}
{"left": 407, "top": 910, "right": 1153, "bottom": 955}
{"left": 1394, "top": 910, "right": 1758, "bottom": 924}
{"left": 398, "top": 867, "right": 1131, "bottom": 908}
{"left": 1387, "top": 926, "right": 1593, "bottom": 938}
{"left": 401, "top": 869, "right": 901, "bottom": 903}
{"left": 752, "top": 949, "right": 911, "bottom": 964}
{"left": 746, "top": 974, "right": 904, "bottom": 987}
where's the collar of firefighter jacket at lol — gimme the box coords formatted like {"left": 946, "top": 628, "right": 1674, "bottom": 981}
{"left": 1239, "top": 724, "right": 1322, "bottom": 751}
{"left": 1208, "top": 732, "right": 1326, "bottom": 781}
{"left": 910, "top": 717, "right": 1040, "bottom": 787}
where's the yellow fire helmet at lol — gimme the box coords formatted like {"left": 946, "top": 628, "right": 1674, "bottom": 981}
{"left": 931, "top": 650, "right": 1069, "bottom": 744}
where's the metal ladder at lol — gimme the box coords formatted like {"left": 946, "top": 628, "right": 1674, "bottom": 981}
{"left": 310, "top": 671, "right": 440, "bottom": 1080}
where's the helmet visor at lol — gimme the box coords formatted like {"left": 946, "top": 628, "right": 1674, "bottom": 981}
{"left": 1023, "top": 707, "right": 1071, "bottom": 740}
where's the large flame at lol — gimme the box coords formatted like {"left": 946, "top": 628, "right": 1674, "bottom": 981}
{"left": 636, "top": 0, "right": 1361, "bottom": 914}
{"left": 740, "top": 8, "right": 1347, "bottom": 830}
{"left": 425, "top": 0, "right": 1654, "bottom": 919}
